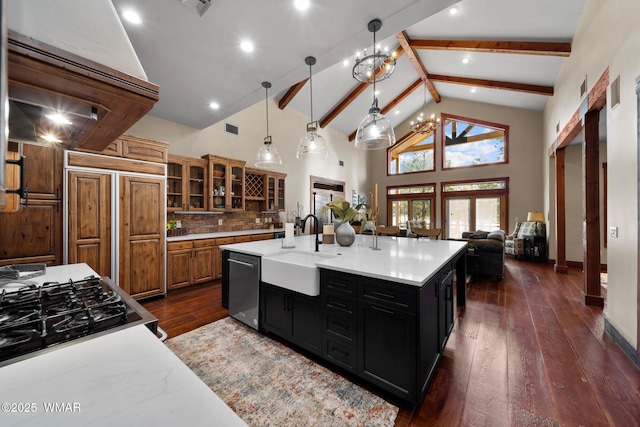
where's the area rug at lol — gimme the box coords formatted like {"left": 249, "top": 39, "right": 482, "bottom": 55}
{"left": 165, "top": 317, "right": 399, "bottom": 427}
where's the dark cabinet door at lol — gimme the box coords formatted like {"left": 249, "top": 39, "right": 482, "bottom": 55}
{"left": 438, "top": 271, "right": 454, "bottom": 352}
{"left": 261, "top": 283, "right": 289, "bottom": 337}
{"left": 290, "top": 293, "right": 322, "bottom": 354}
{"left": 358, "top": 301, "right": 416, "bottom": 401}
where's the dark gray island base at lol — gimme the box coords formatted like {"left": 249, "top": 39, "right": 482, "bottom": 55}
{"left": 222, "top": 236, "right": 467, "bottom": 407}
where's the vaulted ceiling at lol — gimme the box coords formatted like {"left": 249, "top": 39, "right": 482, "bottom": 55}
{"left": 109, "top": 0, "right": 587, "bottom": 138}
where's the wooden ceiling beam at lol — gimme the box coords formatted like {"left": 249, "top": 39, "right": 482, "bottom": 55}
{"left": 428, "top": 74, "right": 554, "bottom": 96}
{"left": 396, "top": 31, "right": 441, "bottom": 103}
{"left": 319, "top": 45, "right": 405, "bottom": 129}
{"left": 410, "top": 39, "right": 572, "bottom": 57}
{"left": 278, "top": 78, "right": 308, "bottom": 110}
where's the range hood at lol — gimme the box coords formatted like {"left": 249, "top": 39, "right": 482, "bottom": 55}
{"left": 8, "top": 83, "right": 98, "bottom": 146}
{"left": 7, "top": 30, "right": 159, "bottom": 152}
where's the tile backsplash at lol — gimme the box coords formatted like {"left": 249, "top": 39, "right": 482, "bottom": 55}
{"left": 167, "top": 211, "right": 282, "bottom": 235}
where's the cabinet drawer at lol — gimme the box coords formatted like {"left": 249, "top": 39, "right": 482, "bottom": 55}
{"left": 324, "top": 293, "right": 356, "bottom": 317}
{"left": 215, "top": 237, "right": 235, "bottom": 246}
{"left": 251, "top": 233, "right": 274, "bottom": 241}
{"left": 359, "top": 277, "right": 416, "bottom": 313}
{"left": 323, "top": 335, "right": 357, "bottom": 374}
{"left": 193, "top": 238, "right": 216, "bottom": 248}
{"left": 234, "top": 235, "right": 252, "bottom": 243}
{"left": 321, "top": 270, "right": 357, "bottom": 297}
{"left": 324, "top": 310, "right": 356, "bottom": 343}
{"left": 167, "top": 241, "right": 193, "bottom": 251}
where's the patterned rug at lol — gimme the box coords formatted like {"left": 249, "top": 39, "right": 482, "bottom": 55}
{"left": 166, "top": 317, "right": 399, "bottom": 427}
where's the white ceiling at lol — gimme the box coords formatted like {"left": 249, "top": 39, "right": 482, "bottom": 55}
{"left": 109, "top": 0, "right": 587, "bottom": 137}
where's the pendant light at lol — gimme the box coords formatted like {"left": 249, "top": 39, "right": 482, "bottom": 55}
{"left": 410, "top": 79, "right": 440, "bottom": 135}
{"left": 255, "top": 81, "right": 283, "bottom": 169}
{"left": 354, "top": 19, "right": 396, "bottom": 150}
{"left": 297, "top": 56, "right": 328, "bottom": 160}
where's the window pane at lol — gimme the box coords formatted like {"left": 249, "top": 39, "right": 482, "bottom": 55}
{"left": 443, "top": 180, "right": 506, "bottom": 192}
{"left": 391, "top": 200, "right": 408, "bottom": 227}
{"left": 447, "top": 198, "right": 470, "bottom": 239}
{"left": 475, "top": 197, "right": 500, "bottom": 231}
{"left": 411, "top": 199, "right": 431, "bottom": 226}
{"left": 388, "top": 185, "right": 435, "bottom": 195}
{"left": 388, "top": 133, "right": 435, "bottom": 175}
{"left": 443, "top": 117, "right": 506, "bottom": 169}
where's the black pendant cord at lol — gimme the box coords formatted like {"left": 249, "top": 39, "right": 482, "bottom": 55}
{"left": 372, "top": 27, "right": 377, "bottom": 107}
{"left": 265, "top": 85, "right": 270, "bottom": 138}
{"left": 309, "top": 62, "right": 314, "bottom": 122}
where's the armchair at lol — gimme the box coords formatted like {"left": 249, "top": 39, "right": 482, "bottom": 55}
{"left": 504, "top": 221, "right": 546, "bottom": 257}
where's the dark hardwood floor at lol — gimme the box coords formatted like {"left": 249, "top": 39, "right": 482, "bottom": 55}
{"left": 142, "top": 258, "right": 640, "bottom": 426}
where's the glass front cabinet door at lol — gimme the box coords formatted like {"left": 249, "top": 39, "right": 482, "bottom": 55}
{"left": 264, "top": 172, "right": 286, "bottom": 211}
{"left": 203, "top": 154, "right": 245, "bottom": 212}
{"left": 167, "top": 155, "right": 207, "bottom": 211}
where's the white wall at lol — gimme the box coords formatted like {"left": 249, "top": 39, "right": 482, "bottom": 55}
{"left": 543, "top": 0, "right": 640, "bottom": 348}
{"left": 127, "top": 98, "right": 369, "bottom": 226}
{"left": 368, "top": 96, "right": 544, "bottom": 235}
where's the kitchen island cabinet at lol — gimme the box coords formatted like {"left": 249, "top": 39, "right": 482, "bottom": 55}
{"left": 222, "top": 234, "right": 466, "bottom": 406}
{"left": 262, "top": 282, "right": 322, "bottom": 355}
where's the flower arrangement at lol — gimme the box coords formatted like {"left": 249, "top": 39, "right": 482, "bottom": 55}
{"left": 319, "top": 197, "right": 369, "bottom": 224}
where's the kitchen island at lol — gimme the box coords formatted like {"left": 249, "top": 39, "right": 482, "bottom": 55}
{"left": 222, "top": 234, "right": 467, "bottom": 406}
{"left": 0, "top": 264, "right": 247, "bottom": 427}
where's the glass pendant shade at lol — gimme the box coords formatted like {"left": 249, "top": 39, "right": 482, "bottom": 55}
{"left": 297, "top": 121, "right": 327, "bottom": 159}
{"left": 297, "top": 56, "right": 328, "bottom": 160}
{"left": 255, "top": 81, "right": 283, "bottom": 169}
{"left": 256, "top": 136, "right": 283, "bottom": 168}
{"left": 355, "top": 105, "right": 395, "bottom": 150}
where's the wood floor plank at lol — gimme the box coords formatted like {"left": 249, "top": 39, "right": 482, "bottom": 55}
{"left": 141, "top": 258, "right": 640, "bottom": 426}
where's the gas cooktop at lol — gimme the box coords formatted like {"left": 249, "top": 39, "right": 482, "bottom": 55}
{"left": 0, "top": 275, "right": 157, "bottom": 366}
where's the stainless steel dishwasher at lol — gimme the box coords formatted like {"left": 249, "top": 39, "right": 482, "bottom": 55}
{"left": 227, "top": 252, "right": 261, "bottom": 330}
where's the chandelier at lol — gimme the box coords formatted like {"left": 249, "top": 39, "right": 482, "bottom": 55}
{"left": 354, "top": 18, "right": 396, "bottom": 150}
{"left": 410, "top": 81, "right": 440, "bottom": 135}
{"left": 352, "top": 19, "right": 396, "bottom": 84}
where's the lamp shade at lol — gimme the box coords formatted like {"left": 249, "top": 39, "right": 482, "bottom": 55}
{"left": 527, "top": 211, "right": 545, "bottom": 222}
{"left": 255, "top": 137, "right": 283, "bottom": 169}
{"left": 355, "top": 108, "right": 395, "bottom": 150}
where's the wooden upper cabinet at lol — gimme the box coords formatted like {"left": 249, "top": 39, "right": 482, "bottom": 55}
{"left": 79, "top": 135, "right": 168, "bottom": 164}
{"left": 203, "top": 154, "right": 245, "bottom": 212}
{"left": 7, "top": 31, "right": 159, "bottom": 152}
{"left": 167, "top": 154, "right": 208, "bottom": 212}
{"left": 266, "top": 172, "right": 286, "bottom": 212}
{"left": 21, "top": 144, "right": 63, "bottom": 200}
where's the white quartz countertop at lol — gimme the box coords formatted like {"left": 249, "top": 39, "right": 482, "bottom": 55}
{"left": 0, "top": 264, "right": 247, "bottom": 427}
{"left": 0, "top": 325, "right": 247, "bottom": 427}
{"left": 221, "top": 234, "right": 466, "bottom": 286}
{"left": 167, "top": 228, "right": 284, "bottom": 242}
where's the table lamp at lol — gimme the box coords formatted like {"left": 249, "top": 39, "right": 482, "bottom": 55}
{"left": 527, "top": 211, "right": 545, "bottom": 234}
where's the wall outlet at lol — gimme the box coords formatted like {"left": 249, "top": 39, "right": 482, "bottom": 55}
{"left": 218, "top": 219, "right": 223, "bottom": 226}
{"left": 255, "top": 218, "right": 261, "bottom": 224}
{"left": 515, "top": 216, "right": 519, "bottom": 223}
{"left": 609, "top": 226, "right": 618, "bottom": 238}
{"left": 175, "top": 220, "right": 182, "bottom": 229}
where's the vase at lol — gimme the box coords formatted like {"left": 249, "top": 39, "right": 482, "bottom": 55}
{"left": 335, "top": 221, "right": 356, "bottom": 247}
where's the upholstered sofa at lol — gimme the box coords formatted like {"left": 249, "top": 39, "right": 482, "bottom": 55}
{"left": 452, "top": 230, "right": 505, "bottom": 281}
{"left": 504, "top": 221, "right": 546, "bottom": 257}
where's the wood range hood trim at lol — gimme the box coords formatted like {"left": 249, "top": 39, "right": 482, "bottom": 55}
{"left": 7, "top": 30, "right": 159, "bottom": 152}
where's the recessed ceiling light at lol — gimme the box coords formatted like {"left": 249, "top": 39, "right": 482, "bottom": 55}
{"left": 122, "top": 9, "right": 142, "bottom": 24}
{"left": 462, "top": 57, "right": 470, "bottom": 64}
{"left": 470, "top": 88, "right": 477, "bottom": 93}
{"left": 449, "top": 6, "right": 459, "bottom": 15}
{"left": 293, "top": 0, "right": 310, "bottom": 11}
{"left": 342, "top": 59, "right": 349, "bottom": 66}
{"left": 240, "top": 40, "right": 254, "bottom": 53}
{"left": 374, "top": 90, "right": 380, "bottom": 96}
{"left": 395, "top": 110, "right": 400, "bottom": 115}
{"left": 209, "top": 102, "right": 220, "bottom": 109}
